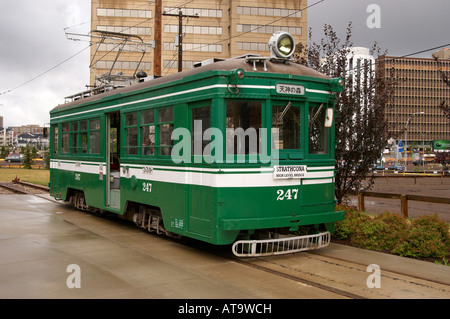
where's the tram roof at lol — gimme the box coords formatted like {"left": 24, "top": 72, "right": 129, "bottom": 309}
{"left": 52, "top": 57, "right": 329, "bottom": 113}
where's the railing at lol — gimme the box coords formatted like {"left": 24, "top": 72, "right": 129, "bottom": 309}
{"left": 357, "top": 191, "right": 450, "bottom": 218}
{"left": 232, "top": 232, "right": 331, "bottom": 257}
{"left": 372, "top": 171, "right": 449, "bottom": 184}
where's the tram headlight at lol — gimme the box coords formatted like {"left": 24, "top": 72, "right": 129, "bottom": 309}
{"left": 268, "top": 31, "right": 295, "bottom": 60}
{"left": 330, "top": 78, "right": 345, "bottom": 92}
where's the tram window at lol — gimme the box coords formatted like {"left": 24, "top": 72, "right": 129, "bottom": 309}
{"left": 53, "top": 126, "right": 59, "bottom": 155}
{"left": 192, "top": 106, "right": 211, "bottom": 156}
{"left": 71, "top": 122, "right": 78, "bottom": 154}
{"left": 226, "top": 101, "right": 261, "bottom": 155}
{"left": 125, "top": 112, "right": 138, "bottom": 155}
{"left": 80, "top": 120, "right": 88, "bottom": 154}
{"left": 272, "top": 103, "right": 301, "bottom": 150}
{"left": 158, "top": 107, "right": 174, "bottom": 156}
{"left": 61, "top": 123, "right": 69, "bottom": 154}
{"left": 89, "top": 118, "right": 100, "bottom": 154}
{"left": 309, "top": 104, "right": 329, "bottom": 154}
{"left": 141, "top": 110, "right": 155, "bottom": 156}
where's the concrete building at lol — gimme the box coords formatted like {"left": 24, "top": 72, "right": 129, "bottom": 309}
{"left": 346, "top": 47, "right": 375, "bottom": 88}
{"left": 377, "top": 52, "right": 450, "bottom": 150}
{"left": 89, "top": 0, "right": 307, "bottom": 87}
{"left": 9, "top": 125, "right": 43, "bottom": 136}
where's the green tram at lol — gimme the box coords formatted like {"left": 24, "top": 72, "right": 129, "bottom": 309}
{"left": 49, "top": 32, "right": 344, "bottom": 256}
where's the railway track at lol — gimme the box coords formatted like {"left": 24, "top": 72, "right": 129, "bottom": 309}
{"left": 0, "top": 181, "right": 49, "bottom": 194}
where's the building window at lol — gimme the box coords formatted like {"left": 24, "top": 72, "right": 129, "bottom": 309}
{"left": 237, "top": 6, "right": 302, "bottom": 18}
{"left": 97, "top": 25, "right": 152, "bottom": 36}
{"left": 164, "top": 7, "right": 222, "bottom": 18}
{"left": 97, "top": 8, "right": 152, "bottom": 19}
{"left": 237, "top": 24, "right": 301, "bottom": 35}
{"left": 237, "top": 42, "right": 269, "bottom": 52}
{"left": 163, "top": 42, "right": 222, "bottom": 52}
{"left": 164, "top": 24, "right": 222, "bottom": 35}
{"left": 95, "top": 61, "right": 151, "bottom": 70}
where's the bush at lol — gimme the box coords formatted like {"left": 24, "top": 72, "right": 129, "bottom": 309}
{"left": 392, "top": 214, "right": 450, "bottom": 258}
{"left": 334, "top": 205, "right": 370, "bottom": 240}
{"left": 351, "top": 212, "right": 408, "bottom": 252}
{"left": 333, "top": 208, "right": 450, "bottom": 259}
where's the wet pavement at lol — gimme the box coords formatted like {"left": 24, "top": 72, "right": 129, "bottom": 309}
{"left": 0, "top": 194, "right": 449, "bottom": 299}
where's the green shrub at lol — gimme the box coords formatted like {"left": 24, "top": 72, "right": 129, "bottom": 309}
{"left": 351, "top": 212, "right": 408, "bottom": 252}
{"left": 333, "top": 207, "right": 450, "bottom": 259}
{"left": 392, "top": 214, "right": 450, "bottom": 258}
{"left": 334, "top": 205, "right": 370, "bottom": 240}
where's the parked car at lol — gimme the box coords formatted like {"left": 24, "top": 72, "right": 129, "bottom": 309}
{"left": 371, "top": 164, "right": 385, "bottom": 171}
{"left": 387, "top": 164, "right": 405, "bottom": 171}
{"left": 5, "top": 154, "right": 23, "bottom": 163}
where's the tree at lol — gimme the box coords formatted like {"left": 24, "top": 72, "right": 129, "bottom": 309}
{"left": 22, "top": 144, "right": 33, "bottom": 169}
{"left": 433, "top": 56, "right": 450, "bottom": 122}
{"left": 0, "top": 145, "right": 9, "bottom": 159}
{"left": 295, "top": 23, "right": 395, "bottom": 203}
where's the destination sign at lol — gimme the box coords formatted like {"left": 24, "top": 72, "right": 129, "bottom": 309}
{"left": 276, "top": 83, "right": 305, "bottom": 95}
{"left": 273, "top": 165, "right": 307, "bottom": 179}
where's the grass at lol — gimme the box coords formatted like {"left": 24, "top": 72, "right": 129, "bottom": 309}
{"left": 0, "top": 168, "right": 49, "bottom": 186}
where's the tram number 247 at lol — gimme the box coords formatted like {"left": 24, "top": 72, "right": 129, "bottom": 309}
{"left": 142, "top": 182, "right": 152, "bottom": 193}
{"left": 276, "top": 188, "right": 298, "bottom": 201}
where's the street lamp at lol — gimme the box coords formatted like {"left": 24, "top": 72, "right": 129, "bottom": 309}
{"left": 404, "top": 111, "right": 425, "bottom": 169}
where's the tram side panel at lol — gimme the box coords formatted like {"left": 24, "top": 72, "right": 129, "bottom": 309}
{"left": 49, "top": 116, "right": 107, "bottom": 210}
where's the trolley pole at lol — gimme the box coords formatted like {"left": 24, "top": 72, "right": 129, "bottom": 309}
{"left": 162, "top": 10, "right": 199, "bottom": 72}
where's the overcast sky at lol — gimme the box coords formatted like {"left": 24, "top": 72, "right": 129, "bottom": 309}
{"left": 0, "top": 0, "right": 449, "bottom": 128}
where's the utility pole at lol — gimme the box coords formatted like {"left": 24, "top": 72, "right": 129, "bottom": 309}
{"left": 153, "top": 0, "right": 162, "bottom": 76}
{"left": 162, "top": 10, "right": 199, "bottom": 72}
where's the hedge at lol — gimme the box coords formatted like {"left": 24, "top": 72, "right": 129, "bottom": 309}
{"left": 333, "top": 205, "right": 450, "bottom": 259}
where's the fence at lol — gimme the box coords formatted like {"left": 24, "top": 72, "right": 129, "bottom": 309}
{"left": 357, "top": 191, "right": 450, "bottom": 218}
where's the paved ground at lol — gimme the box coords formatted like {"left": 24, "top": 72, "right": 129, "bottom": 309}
{"left": 350, "top": 176, "right": 450, "bottom": 222}
{"left": 0, "top": 194, "right": 448, "bottom": 300}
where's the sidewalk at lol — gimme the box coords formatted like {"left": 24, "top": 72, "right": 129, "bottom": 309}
{"left": 315, "top": 243, "right": 450, "bottom": 286}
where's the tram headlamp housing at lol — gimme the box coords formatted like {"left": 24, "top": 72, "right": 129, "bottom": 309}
{"left": 268, "top": 31, "right": 296, "bottom": 60}
{"left": 229, "top": 69, "right": 245, "bottom": 83}
{"left": 330, "top": 78, "right": 345, "bottom": 92}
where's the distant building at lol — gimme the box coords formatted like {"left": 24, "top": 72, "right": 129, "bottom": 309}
{"left": 0, "top": 128, "right": 14, "bottom": 146}
{"left": 346, "top": 47, "right": 375, "bottom": 88}
{"left": 90, "top": 0, "right": 308, "bottom": 87}
{"left": 9, "top": 124, "right": 43, "bottom": 136}
{"left": 377, "top": 52, "right": 450, "bottom": 149}
{"left": 432, "top": 48, "right": 450, "bottom": 60}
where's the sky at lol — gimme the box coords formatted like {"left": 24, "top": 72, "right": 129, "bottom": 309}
{"left": 0, "top": 0, "right": 449, "bottom": 128}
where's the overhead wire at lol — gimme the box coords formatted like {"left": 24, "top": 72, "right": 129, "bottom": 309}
{"left": 0, "top": 44, "right": 92, "bottom": 96}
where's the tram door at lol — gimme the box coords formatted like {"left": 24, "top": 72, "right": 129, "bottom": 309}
{"left": 106, "top": 112, "right": 120, "bottom": 209}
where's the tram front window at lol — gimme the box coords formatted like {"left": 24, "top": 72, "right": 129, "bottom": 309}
{"left": 272, "top": 102, "right": 301, "bottom": 150}
{"left": 309, "top": 104, "right": 329, "bottom": 154}
{"left": 226, "top": 101, "right": 261, "bottom": 155}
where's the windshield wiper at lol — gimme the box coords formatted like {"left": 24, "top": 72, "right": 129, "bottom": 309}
{"left": 277, "top": 101, "right": 292, "bottom": 123}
